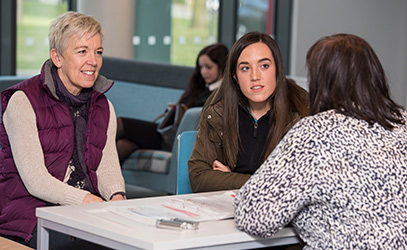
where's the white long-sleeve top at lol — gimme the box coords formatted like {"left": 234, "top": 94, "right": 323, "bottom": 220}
{"left": 234, "top": 109, "right": 407, "bottom": 249}
{"left": 3, "top": 90, "right": 125, "bottom": 205}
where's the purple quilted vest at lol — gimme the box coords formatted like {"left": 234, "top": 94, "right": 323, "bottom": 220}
{"left": 0, "top": 62, "right": 110, "bottom": 241}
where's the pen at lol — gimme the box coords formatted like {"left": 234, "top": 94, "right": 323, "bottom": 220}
{"left": 156, "top": 218, "right": 199, "bottom": 230}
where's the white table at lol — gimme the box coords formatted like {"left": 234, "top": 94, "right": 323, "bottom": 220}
{"left": 36, "top": 191, "right": 300, "bottom": 250}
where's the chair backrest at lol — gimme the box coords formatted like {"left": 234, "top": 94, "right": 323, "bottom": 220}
{"left": 176, "top": 131, "right": 198, "bottom": 194}
{"left": 174, "top": 107, "right": 202, "bottom": 137}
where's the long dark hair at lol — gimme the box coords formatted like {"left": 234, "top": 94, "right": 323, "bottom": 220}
{"left": 307, "top": 33, "right": 403, "bottom": 129}
{"left": 178, "top": 43, "right": 228, "bottom": 107}
{"left": 205, "top": 31, "right": 309, "bottom": 167}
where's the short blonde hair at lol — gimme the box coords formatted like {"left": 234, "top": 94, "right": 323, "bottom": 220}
{"left": 48, "top": 11, "right": 103, "bottom": 55}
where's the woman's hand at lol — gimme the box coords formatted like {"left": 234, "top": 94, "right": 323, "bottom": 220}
{"left": 82, "top": 193, "right": 104, "bottom": 204}
{"left": 212, "top": 160, "right": 231, "bottom": 172}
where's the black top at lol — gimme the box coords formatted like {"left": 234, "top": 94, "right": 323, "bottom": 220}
{"left": 234, "top": 105, "right": 271, "bottom": 174}
{"left": 188, "top": 87, "right": 213, "bottom": 108}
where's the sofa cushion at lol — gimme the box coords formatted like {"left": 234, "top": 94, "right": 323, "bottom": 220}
{"left": 100, "top": 56, "right": 193, "bottom": 89}
{"left": 122, "top": 149, "right": 172, "bottom": 174}
{"left": 105, "top": 80, "right": 183, "bottom": 122}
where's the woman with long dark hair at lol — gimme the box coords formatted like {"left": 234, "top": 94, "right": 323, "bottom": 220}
{"left": 188, "top": 31, "right": 309, "bottom": 192}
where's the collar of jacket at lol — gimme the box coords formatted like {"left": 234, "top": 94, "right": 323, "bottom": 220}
{"left": 209, "top": 101, "right": 271, "bottom": 128}
{"left": 211, "top": 99, "right": 252, "bottom": 118}
{"left": 210, "top": 98, "right": 300, "bottom": 135}
{"left": 40, "top": 59, "right": 114, "bottom": 100}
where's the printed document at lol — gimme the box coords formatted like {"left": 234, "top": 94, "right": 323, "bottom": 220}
{"left": 86, "top": 191, "right": 236, "bottom": 227}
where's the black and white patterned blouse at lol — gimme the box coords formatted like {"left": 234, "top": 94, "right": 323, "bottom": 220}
{"left": 234, "top": 109, "right": 407, "bottom": 249}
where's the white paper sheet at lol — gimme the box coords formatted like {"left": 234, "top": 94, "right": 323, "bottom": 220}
{"left": 85, "top": 191, "right": 236, "bottom": 227}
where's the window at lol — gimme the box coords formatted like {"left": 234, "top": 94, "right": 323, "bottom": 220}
{"left": 237, "top": 0, "right": 271, "bottom": 39}
{"left": 133, "top": 0, "right": 219, "bottom": 66}
{"left": 171, "top": 0, "right": 219, "bottom": 66}
{"left": 16, "top": 0, "right": 68, "bottom": 76}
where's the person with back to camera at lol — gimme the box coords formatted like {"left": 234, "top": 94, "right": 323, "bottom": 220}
{"left": 0, "top": 11, "right": 125, "bottom": 249}
{"left": 234, "top": 33, "right": 407, "bottom": 249}
{"left": 116, "top": 43, "right": 229, "bottom": 164}
{"left": 188, "top": 31, "right": 310, "bottom": 192}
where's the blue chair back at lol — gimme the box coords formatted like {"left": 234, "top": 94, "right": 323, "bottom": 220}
{"left": 176, "top": 131, "right": 198, "bottom": 194}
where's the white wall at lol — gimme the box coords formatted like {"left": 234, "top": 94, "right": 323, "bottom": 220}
{"left": 290, "top": 0, "right": 407, "bottom": 106}
{"left": 77, "top": 0, "right": 135, "bottom": 59}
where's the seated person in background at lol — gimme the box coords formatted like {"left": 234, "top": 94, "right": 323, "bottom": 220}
{"left": 234, "top": 34, "right": 407, "bottom": 249}
{"left": 116, "top": 43, "right": 229, "bottom": 164}
{"left": 188, "top": 31, "right": 309, "bottom": 192}
{"left": 0, "top": 11, "right": 125, "bottom": 249}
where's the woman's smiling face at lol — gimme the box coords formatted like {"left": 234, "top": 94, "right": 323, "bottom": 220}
{"left": 52, "top": 32, "right": 103, "bottom": 96}
{"left": 235, "top": 42, "right": 276, "bottom": 110}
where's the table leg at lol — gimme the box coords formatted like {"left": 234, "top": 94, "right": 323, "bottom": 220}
{"left": 37, "top": 218, "right": 49, "bottom": 250}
